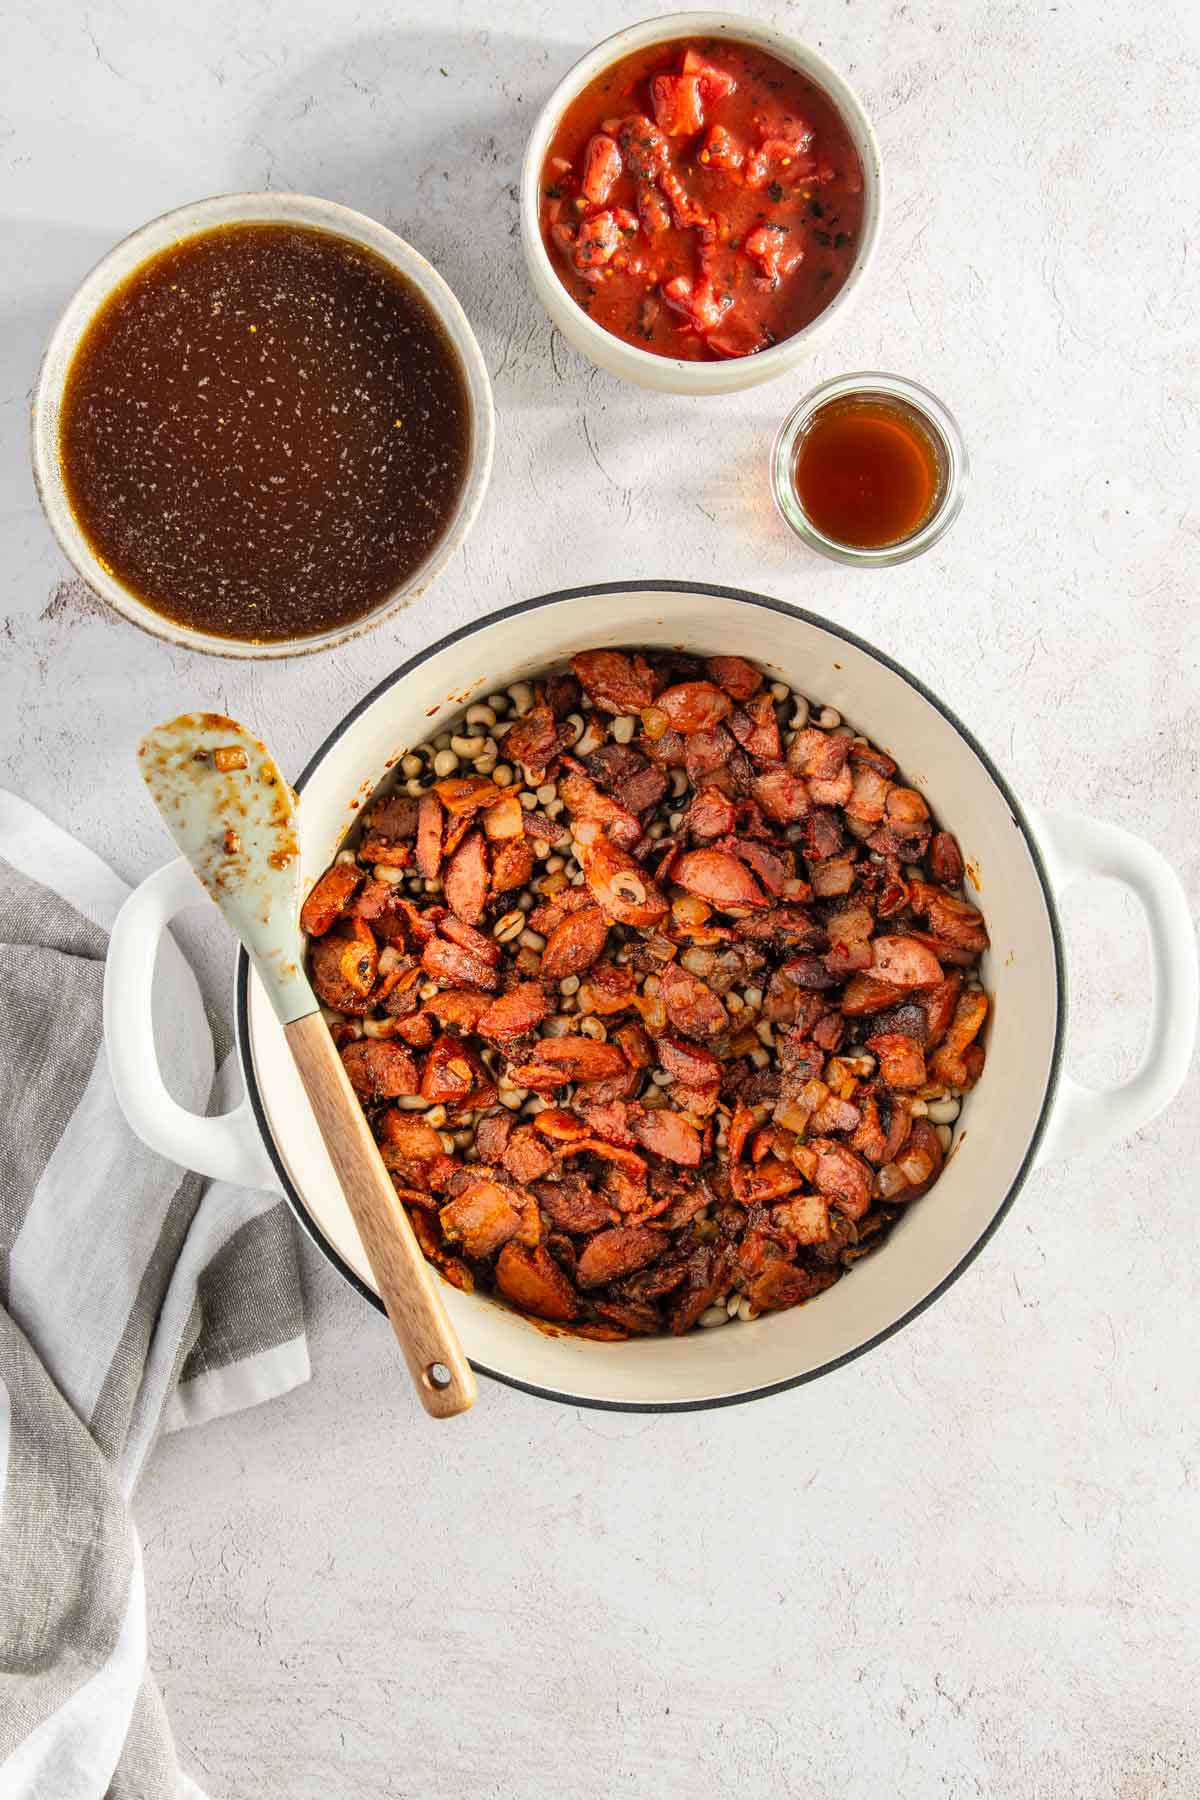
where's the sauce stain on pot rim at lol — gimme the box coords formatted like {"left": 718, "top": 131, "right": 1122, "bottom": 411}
{"left": 232, "top": 580, "right": 1069, "bottom": 1412}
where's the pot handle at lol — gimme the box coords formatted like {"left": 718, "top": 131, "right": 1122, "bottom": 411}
{"left": 104, "top": 857, "right": 283, "bottom": 1193}
{"left": 1029, "top": 808, "right": 1198, "bottom": 1166}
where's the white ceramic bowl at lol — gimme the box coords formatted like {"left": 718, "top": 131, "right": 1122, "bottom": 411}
{"left": 520, "top": 13, "right": 884, "bottom": 395}
{"left": 31, "top": 193, "right": 495, "bottom": 660}
{"left": 105, "top": 584, "right": 1197, "bottom": 1410}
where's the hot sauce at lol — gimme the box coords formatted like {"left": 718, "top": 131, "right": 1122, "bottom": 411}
{"left": 792, "top": 397, "right": 942, "bottom": 549}
{"left": 539, "top": 38, "right": 864, "bottom": 361}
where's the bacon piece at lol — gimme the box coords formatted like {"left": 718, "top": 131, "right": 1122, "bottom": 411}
{"left": 929, "top": 831, "right": 966, "bottom": 887}
{"left": 656, "top": 1035, "right": 721, "bottom": 1089}
{"left": 772, "top": 1194, "right": 832, "bottom": 1246}
{"left": 340, "top": 1039, "right": 418, "bottom": 1103}
{"left": 681, "top": 784, "right": 738, "bottom": 843}
{"left": 810, "top": 856, "right": 857, "bottom": 898}
{"left": 570, "top": 649, "right": 659, "bottom": 714}
{"left": 301, "top": 864, "right": 362, "bottom": 937}
{"left": 704, "top": 654, "right": 762, "bottom": 699}
{"left": 476, "top": 982, "right": 551, "bottom": 1044}
{"left": 929, "top": 989, "right": 989, "bottom": 1088}
{"left": 443, "top": 829, "right": 488, "bottom": 926}
{"left": 581, "top": 132, "right": 622, "bottom": 205}
{"left": 682, "top": 726, "right": 733, "bottom": 788}
{"left": 530, "top": 1036, "right": 628, "bottom": 1082}
{"left": 728, "top": 691, "right": 782, "bottom": 762}
{"left": 870, "top": 935, "right": 944, "bottom": 989}
{"left": 439, "top": 1179, "right": 521, "bottom": 1260}
{"left": 310, "top": 923, "right": 378, "bottom": 1014}
{"left": 733, "top": 1157, "right": 805, "bottom": 1204}
{"left": 434, "top": 774, "right": 503, "bottom": 818}
{"left": 473, "top": 1111, "right": 514, "bottom": 1163}
{"left": 559, "top": 769, "right": 642, "bottom": 851}
{"left": 579, "top": 839, "right": 668, "bottom": 927}
{"left": 674, "top": 847, "right": 768, "bottom": 911}
{"left": 651, "top": 70, "right": 705, "bottom": 136}
{"left": 421, "top": 1034, "right": 488, "bottom": 1107}
{"left": 747, "top": 1260, "right": 839, "bottom": 1313}
{"left": 810, "top": 1139, "right": 873, "bottom": 1220}
{"left": 574, "top": 1098, "right": 637, "bottom": 1147}
{"left": 629, "top": 1107, "right": 702, "bottom": 1167}
{"left": 923, "top": 889, "right": 989, "bottom": 953}
{"left": 659, "top": 962, "right": 728, "bottom": 1040}
{"left": 534, "top": 1177, "right": 618, "bottom": 1235}
{"left": 379, "top": 1107, "right": 444, "bottom": 1162}
{"left": 845, "top": 761, "right": 892, "bottom": 824}
{"left": 841, "top": 971, "right": 904, "bottom": 1015}
{"left": 504, "top": 704, "right": 560, "bottom": 775}
{"left": 439, "top": 915, "right": 500, "bottom": 965}
{"left": 503, "top": 1125, "right": 555, "bottom": 1184}
{"left": 866, "top": 1031, "right": 927, "bottom": 1090}
{"left": 490, "top": 836, "right": 534, "bottom": 895}
{"left": 578, "top": 960, "right": 638, "bottom": 1016}
{"left": 539, "top": 905, "right": 610, "bottom": 981}
{"left": 415, "top": 791, "right": 443, "bottom": 878}
{"left": 559, "top": 1138, "right": 647, "bottom": 1178}
{"left": 482, "top": 792, "right": 525, "bottom": 842}
{"left": 886, "top": 786, "right": 929, "bottom": 828}
{"left": 752, "top": 766, "right": 810, "bottom": 823}
{"left": 422, "top": 989, "right": 492, "bottom": 1032}
{"left": 420, "top": 936, "right": 500, "bottom": 992}
{"left": 576, "top": 1225, "right": 666, "bottom": 1289}
{"left": 823, "top": 900, "right": 875, "bottom": 975}
{"left": 722, "top": 836, "right": 790, "bottom": 895}
{"left": 888, "top": 1117, "right": 946, "bottom": 1200}
{"left": 366, "top": 793, "right": 420, "bottom": 840}
{"left": 921, "top": 974, "right": 964, "bottom": 1049}
{"left": 789, "top": 727, "right": 850, "bottom": 780}
{"left": 527, "top": 886, "right": 595, "bottom": 935}
{"left": 654, "top": 681, "right": 732, "bottom": 734}
{"left": 495, "top": 1243, "right": 577, "bottom": 1320}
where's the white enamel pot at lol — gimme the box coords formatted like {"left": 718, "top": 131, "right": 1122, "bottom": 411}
{"left": 105, "top": 584, "right": 1198, "bottom": 1410}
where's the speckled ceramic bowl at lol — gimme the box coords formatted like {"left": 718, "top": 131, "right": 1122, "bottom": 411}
{"left": 520, "top": 13, "right": 884, "bottom": 395}
{"left": 30, "top": 193, "right": 494, "bottom": 660}
{"left": 105, "top": 584, "right": 1197, "bottom": 1411}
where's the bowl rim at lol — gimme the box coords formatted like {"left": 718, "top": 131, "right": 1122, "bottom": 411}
{"left": 30, "top": 191, "right": 496, "bottom": 660}
{"left": 519, "top": 11, "right": 885, "bottom": 390}
{"left": 234, "top": 579, "right": 1069, "bottom": 1412}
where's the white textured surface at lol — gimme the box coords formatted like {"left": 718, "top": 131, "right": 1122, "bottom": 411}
{"left": 2, "top": 1, "right": 1199, "bottom": 1794}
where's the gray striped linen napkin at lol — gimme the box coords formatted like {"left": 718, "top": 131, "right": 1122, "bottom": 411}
{"left": 0, "top": 789, "right": 309, "bottom": 1799}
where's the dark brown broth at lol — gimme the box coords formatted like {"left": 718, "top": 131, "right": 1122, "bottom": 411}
{"left": 59, "top": 223, "right": 470, "bottom": 643}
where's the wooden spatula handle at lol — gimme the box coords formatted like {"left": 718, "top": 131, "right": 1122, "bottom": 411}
{"left": 284, "top": 1012, "right": 476, "bottom": 1419}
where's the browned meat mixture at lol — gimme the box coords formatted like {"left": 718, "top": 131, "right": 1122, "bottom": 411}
{"left": 303, "top": 649, "right": 990, "bottom": 1338}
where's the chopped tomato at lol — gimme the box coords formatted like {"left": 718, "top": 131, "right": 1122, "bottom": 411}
{"left": 682, "top": 48, "right": 737, "bottom": 102}
{"left": 582, "top": 133, "right": 622, "bottom": 205}
{"left": 743, "top": 224, "right": 804, "bottom": 287}
{"left": 744, "top": 128, "right": 816, "bottom": 190}
{"left": 662, "top": 274, "right": 730, "bottom": 335}
{"left": 573, "top": 210, "right": 620, "bottom": 270}
{"left": 651, "top": 72, "right": 706, "bottom": 137}
{"left": 700, "top": 123, "right": 743, "bottom": 172}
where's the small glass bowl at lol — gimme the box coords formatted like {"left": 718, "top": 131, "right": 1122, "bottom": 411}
{"left": 770, "top": 371, "right": 968, "bottom": 566}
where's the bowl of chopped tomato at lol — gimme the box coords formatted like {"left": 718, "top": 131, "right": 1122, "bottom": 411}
{"left": 520, "top": 14, "right": 883, "bottom": 392}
